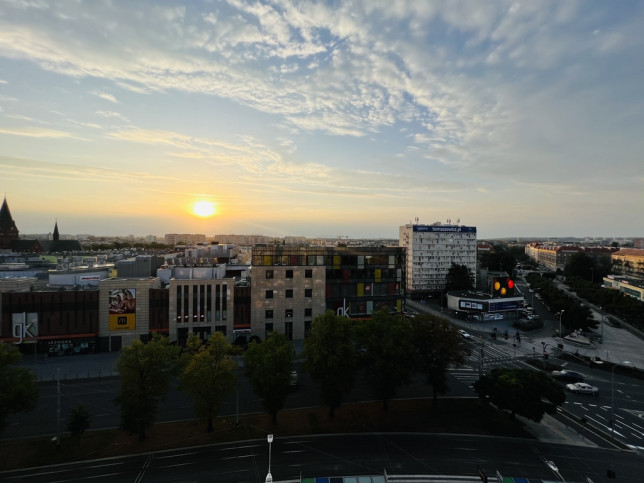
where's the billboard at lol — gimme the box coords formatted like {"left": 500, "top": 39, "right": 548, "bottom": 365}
{"left": 109, "top": 288, "right": 136, "bottom": 330}
{"left": 413, "top": 225, "right": 477, "bottom": 233}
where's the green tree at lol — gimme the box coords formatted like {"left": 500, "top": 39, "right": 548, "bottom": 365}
{"left": 0, "top": 344, "right": 39, "bottom": 433}
{"left": 565, "top": 253, "right": 596, "bottom": 281}
{"left": 67, "top": 404, "right": 90, "bottom": 445}
{"left": 244, "top": 332, "right": 295, "bottom": 424}
{"left": 115, "top": 334, "right": 180, "bottom": 441}
{"left": 411, "top": 314, "right": 468, "bottom": 406}
{"left": 356, "top": 311, "right": 414, "bottom": 411}
{"left": 445, "top": 263, "right": 474, "bottom": 291}
{"left": 179, "top": 333, "right": 237, "bottom": 432}
{"left": 303, "top": 311, "right": 357, "bottom": 417}
{"left": 473, "top": 368, "right": 565, "bottom": 422}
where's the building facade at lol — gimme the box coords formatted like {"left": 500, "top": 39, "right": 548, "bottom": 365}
{"left": 524, "top": 243, "right": 583, "bottom": 272}
{"left": 250, "top": 245, "right": 327, "bottom": 341}
{"left": 168, "top": 277, "right": 237, "bottom": 346}
{"left": 324, "top": 246, "right": 405, "bottom": 318}
{"left": 164, "top": 233, "right": 206, "bottom": 245}
{"left": 399, "top": 223, "right": 477, "bottom": 296}
{"left": 611, "top": 249, "right": 644, "bottom": 280}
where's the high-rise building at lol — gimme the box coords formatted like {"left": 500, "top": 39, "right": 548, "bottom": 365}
{"left": 399, "top": 222, "right": 477, "bottom": 296}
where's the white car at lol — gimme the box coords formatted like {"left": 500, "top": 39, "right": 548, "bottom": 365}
{"left": 458, "top": 329, "right": 471, "bottom": 339}
{"left": 565, "top": 382, "right": 599, "bottom": 395}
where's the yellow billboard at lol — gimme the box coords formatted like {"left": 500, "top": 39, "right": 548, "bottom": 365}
{"left": 109, "top": 288, "right": 136, "bottom": 330}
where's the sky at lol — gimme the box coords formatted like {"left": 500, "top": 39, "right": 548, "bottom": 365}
{"left": 1, "top": 1, "right": 643, "bottom": 240}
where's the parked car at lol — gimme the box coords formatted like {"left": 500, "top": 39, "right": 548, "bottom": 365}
{"left": 458, "top": 329, "right": 471, "bottom": 339}
{"left": 551, "top": 369, "right": 584, "bottom": 382}
{"left": 565, "top": 382, "right": 599, "bottom": 395}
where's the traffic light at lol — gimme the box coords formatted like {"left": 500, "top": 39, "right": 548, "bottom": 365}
{"left": 492, "top": 277, "right": 515, "bottom": 298}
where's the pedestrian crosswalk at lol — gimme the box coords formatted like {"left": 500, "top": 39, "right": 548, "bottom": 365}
{"left": 450, "top": 340, "right": 534, "bottom": 386}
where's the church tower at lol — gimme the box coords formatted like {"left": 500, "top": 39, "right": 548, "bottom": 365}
{"left": 0, "top": 196, "right": 20, "bottom": 249}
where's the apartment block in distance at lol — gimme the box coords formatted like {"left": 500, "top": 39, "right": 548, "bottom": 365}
{"left": 399, "top": 222, "right": 477, "bottom": 297}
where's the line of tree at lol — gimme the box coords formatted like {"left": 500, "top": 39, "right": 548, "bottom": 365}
{"left": 304, "top": 309, "right": 469, "bottom": 415}
{"left": 525, "top": 272, "right": 595, "bottom": 335}
{"left": 526, "top": 252, "right": 644, "bottom": 332}
{"left": 563, "top": 253, "right": 644, "bottom": 329}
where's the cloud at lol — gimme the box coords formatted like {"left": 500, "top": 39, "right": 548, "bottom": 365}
{"left": 96, "top": 110, "right": 129, "bottom": 122}
{"left": 1, "top": 1, "right": 643, "bottom": 237}
{"left": 92, "top": 91, "right": 118, "bottom": 103}
{"left": 0, "top": 127, "right": 83, "bottom": 139}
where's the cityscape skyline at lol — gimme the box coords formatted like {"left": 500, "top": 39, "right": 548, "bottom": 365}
{"left": 1, "top": 1, "right": 643, "bottom": 240}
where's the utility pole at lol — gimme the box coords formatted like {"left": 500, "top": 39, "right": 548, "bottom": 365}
{"left": 56, "top": 368, "right": 61, "bottom": 450}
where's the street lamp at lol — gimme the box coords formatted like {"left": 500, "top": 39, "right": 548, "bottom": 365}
{"left": 559, "top": 310, "right": 565, "bottom": 340}
{"left": 265, "top": 434, "right": 273, "bottom": 482}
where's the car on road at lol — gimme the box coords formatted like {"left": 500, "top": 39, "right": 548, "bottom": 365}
{"left": 551, "top": 369, "right": 584, "bottom": 382}
{"left": 565, "top": 382, "right": 599, "bottom": 395}
{"left": 458, "top": 329, "right": 471, "bottom": 339}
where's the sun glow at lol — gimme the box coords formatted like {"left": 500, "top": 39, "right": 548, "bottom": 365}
{"left": 192, "top": 201, "right": 216, "bottom": 218}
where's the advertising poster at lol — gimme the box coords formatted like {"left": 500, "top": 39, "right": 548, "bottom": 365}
{"left": 109, "top": 288, "right": 136, "bottom": 330}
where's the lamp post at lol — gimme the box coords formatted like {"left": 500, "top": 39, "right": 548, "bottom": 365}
{"left": 265, "top": 434, "right": 273, "bottom": 482}
{"left": 559, "top": 310, "right": 565, "bottom": 340}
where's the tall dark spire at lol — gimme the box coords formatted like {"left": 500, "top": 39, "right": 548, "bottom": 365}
{"left": 0, "top": 196, "right": 20, "bottom": 249}
{"left": 53, "top": 219, "right": 60, "bottom": 241}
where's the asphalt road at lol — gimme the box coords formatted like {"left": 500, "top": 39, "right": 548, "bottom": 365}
{"left": 2, "top": 361, "right": 473, "bottom": 441}
{"left": 2, "top": 432, "right": 642, "bottom": 482}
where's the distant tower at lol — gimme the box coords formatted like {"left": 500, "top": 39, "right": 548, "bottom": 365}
{"left": 53, "top": 219, "right": 60, "bottom": 241}
{"left": 0, "top": 196, "right": 20, "bottom": 249}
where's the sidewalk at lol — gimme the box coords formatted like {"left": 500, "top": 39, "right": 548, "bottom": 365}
{"left": 519, "top": 413, "right": 598, "bottom": 447}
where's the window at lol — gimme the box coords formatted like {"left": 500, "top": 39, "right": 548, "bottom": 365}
{"left": 265, "top": 309, "right": 273, "bottom": 319}
{"left": 285, "top": 309, "right": 293, "bottom": 318}
{"left": 305, "top": 269, "right": 312, "bottom": 278}
{"left": 266, "top": 270, "right": 274, "bottom": 279}
{"left": 285, "top": 289, "right": 293, "bottom": 298}
{"left": 304, "top": 308, "right": 312, "bottom": 317}
{"left": 305, "top": 288, "right": 312, "bottom": 298}
{"left": 265, "top": 323, "right": 273, "bottom": 338}
{"left": 265, "top": 290, "right": 273, "bottom": 299}
{"left": 286, "top": 270, "right": 293, "bottom": 279}
{"left": 285, "top": 321, "right": 293, "bottom": 341}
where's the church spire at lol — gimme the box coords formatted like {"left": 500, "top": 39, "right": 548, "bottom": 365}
{"left": 0, "top": 196, "right": 20, "bottom": 249}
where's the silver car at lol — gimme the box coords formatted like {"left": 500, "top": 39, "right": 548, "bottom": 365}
{"left": 565, "top": 382, "right": 599, "bottom": 395}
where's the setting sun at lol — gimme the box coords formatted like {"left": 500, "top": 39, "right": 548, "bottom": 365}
{"left": 192, "top": 201, "right": 216, "bottom": 218}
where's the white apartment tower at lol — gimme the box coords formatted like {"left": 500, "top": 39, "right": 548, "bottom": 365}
{"left": 399, "top": 222, "right": 477, "bottom": 295}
